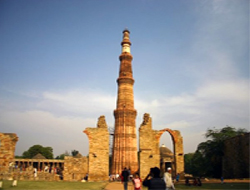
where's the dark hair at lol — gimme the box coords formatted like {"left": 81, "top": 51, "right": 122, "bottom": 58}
{"left": 152, "top": 167, "right": 161, "bottom": 177}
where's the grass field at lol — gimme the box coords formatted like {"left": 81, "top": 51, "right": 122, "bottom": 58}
{"left": 0, "top": 180, "right": 249, "bottom": 190}
{"left": 1, "top": 180, "right": 108, "bottom": 190}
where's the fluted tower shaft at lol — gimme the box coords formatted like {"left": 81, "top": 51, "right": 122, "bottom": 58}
{"left": 111, "top": 29, "right": 138, "bottom": 174}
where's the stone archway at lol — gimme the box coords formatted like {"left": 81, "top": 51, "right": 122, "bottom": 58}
{"left": 139, "top": 113, "right": 184, "bottom": 179}
{"left": 158, "top": 128, "right": 184, "bottom": 176}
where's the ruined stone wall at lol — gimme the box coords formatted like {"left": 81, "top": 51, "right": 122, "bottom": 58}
{"left": 0, "top": 133, "right": 18, "bottom": 174}
{"left": 139, "top": 113, "right": 184, "bottom": 179}
{"left": 139, "top": 114, "right": 161, "bottom": 180}
{"left": 63, "top": 156, "right": 88, "bottom": 181}
{"left": 223, "top": 133, "right": 249, "bottom": 179}
{"left": 83, "top": 116, "right": 109, "bottom": 181}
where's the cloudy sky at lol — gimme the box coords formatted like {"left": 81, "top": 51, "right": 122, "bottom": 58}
{"left": 0, "top": 0, "right": 249, "bottom": 157}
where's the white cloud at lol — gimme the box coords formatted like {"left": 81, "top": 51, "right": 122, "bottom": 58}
{"left": 196, "top": 79, "right": 249, "bottom": 103}
{"left": 0, "top": 110, "right": 92, "bottom": 156}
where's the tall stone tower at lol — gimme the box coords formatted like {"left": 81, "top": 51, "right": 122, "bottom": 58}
{"left": 111, "top": 29, "right": 138, "bottom": 174}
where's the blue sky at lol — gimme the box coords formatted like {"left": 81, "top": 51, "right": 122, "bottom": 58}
{"left": 0, "top": 0, "right": 249, "bottom": 157}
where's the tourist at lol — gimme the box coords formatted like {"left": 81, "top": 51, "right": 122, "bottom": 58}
{"left": 185, "top": 178, "right": 191, "bottom": 186}
{"left": 9, "top": 162, "right": 13, "bottom": 173}
{"left": 116, "top": 173, "right": 120, "bottom": 181}
{"left": 197, "top": 177, "right": 202, "bottom": 186}
{"left": 193, "top": 177, "right": 198, "bottom": 186}
{"left": 12, "top": 174, "right": 17, "bottom": 187}
{"left": 221, "top": 176, "right": 224, "bottom": 184}
{"left": 121, "top": 167, "right": 129, "bottom": 190}
{"left": 176, "top": 173, "right": 180, "bottom": 182}
{"left": 84, "top": 173, "right": 88, "bottom": 181}
{"left": 34, "top": 168, "right": 37, "bottom": 178}
{"left": 163, "top": 167, "right": 175, "bottom": 190}
{"left": 132, "top": 173, "right": 142, "bottom": 190}
{"left": 143, "top": 167, "right": 166, "bottom": 190}
{"left": 44, "top": 165, "right": 49, "bottom": 172}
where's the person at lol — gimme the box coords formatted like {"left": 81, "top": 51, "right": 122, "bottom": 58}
{"left": 34, "top": 168, "right": 37, "bottom": 178}
{"left": 193, "top": 178, "right": 198, "bottom": 186}
{"left": 221, "top": 176, "right": 224, "bottom": 184}
{"left": 116, "top": 173, "right": 120, "bottom": 181}
{"left": 143, "top": 167, "right": 166, "bottom": 190}
{"left": 12, "top": 174, "right": 17, "bottom": 187}
{"left": 84, "top": 173, "right": 88, "bottom": 181}
{"left": 163, "top": 167, "right": 175, "bottom": 190}
{"left": 132, "top": 173, "right": 142, "bottom": 190}
{"left": 176, "top": 173, "right": 180, "bottom": 182}
{"left": 197, "top": 177, "right": 202, "bottom": 186}
{"left": 185, "top": 178, "right": 191, "bottom": 186}
{"left": 121, "top": 167, "right": 130, "bottom": 190}
{"left": 44, "top": 165, "right": 49, "bottom": 173}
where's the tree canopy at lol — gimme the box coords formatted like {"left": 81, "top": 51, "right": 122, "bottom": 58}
{"left": 22, "top": 145, "right": 54, "bottom": 159}
{"left": 184, "top": 126, "right": 248, "bottom": 178}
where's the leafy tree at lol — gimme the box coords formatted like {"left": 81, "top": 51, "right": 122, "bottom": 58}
{"left": 22, "top": 145, "right": 54, "bottom": 159}
{"left": 195, "top": 126, "right": 248, "bottom": 178}
{"left": 184, "top": 152, "right": 206, "bottom": 177}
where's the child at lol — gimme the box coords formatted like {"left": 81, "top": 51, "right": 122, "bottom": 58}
{"left": 133, "top": 173, "right": 142, "bottom": 190}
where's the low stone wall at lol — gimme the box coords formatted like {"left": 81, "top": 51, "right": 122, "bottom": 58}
{"left": 63, "top": 156, "right": 88, "bottom": 181}
{"left": 2, "top": 169, "right": 61, "bottom": 181}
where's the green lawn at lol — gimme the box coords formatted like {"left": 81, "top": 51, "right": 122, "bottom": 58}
{"left": 1, "top": 181, "right": 249, "bottom": 190}
{"left": 1, "top": 180, "right": 108, "bottom": 190}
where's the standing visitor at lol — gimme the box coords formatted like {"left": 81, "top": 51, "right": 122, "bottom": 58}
{"left": 176, "top": 173, "right": 180, "bottom": 182}
{"left": 132, "top": 173, "right": 142, "bottom": 190}
{"left": 12, "top": 174, "right": 17, "bottom": 187}
{"left": 221, "top": 176, "right": 224, "bottom": 184}
{"left": 34, "top": 168, "right": 37, "bottom": 178}
{"left": 163, "top": 168, "right": 175, "bottom": 190}
{"left": 121, "top": 167, "right": 129, "bottom": 190}
{"left": 143, "top": 167, "right": 166, "bottom": 190}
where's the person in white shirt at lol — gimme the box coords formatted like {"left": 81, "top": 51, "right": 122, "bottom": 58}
{"left": 163, "top": 167, "right": 175, "bottom": 190}
{"left": 34, "top": 168, "right": 37, "bottom": 178}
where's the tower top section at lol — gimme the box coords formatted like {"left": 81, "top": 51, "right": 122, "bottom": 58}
{"left": 121, "top": 29, "right": 131, "bottom": 53}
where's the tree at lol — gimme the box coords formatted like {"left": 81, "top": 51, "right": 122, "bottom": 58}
{"left": 22, "top": 145, "right": 54, "bottom": 159}
{"left": 195, "top": 126, "right": 248, "bottom": 178}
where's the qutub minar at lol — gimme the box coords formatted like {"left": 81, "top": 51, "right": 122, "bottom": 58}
{"left": 111, "top": 29, "right": 139, "bottom": 174}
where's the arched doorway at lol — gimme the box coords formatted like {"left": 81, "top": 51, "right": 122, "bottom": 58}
{"left": 139, "top": 113, "right": 184, "bottom": 179}
{"left": 158, "top": 128, "right": 184, "bottom": 177}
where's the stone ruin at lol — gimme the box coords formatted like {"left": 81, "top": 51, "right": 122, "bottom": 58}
{"left": 0, "top": 114, "right": 184, "bottom": 182}
{"left": 83, "top": 115, "right": 109, "bottom": 181}
{"left": 0, "top": 133, "right": 18, "bottom": 176}
{"left": 139, "top": 113, "right": 184, "bottom": 180}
